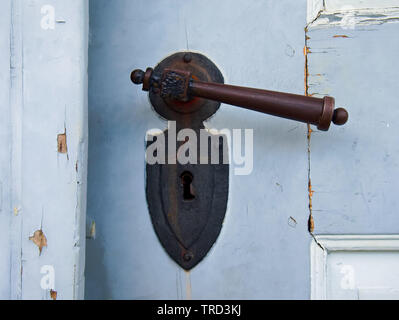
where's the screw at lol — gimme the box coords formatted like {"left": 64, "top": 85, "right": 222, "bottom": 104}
{"left": 183, "top": 252, "right": 193, "bottom": 262}
{"left": 183, "top": 53, "right": 192, "bottom": 63}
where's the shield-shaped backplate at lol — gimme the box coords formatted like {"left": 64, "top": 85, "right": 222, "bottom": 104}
{"left": 146, "top": 131, "right": 228, "bottom": 270}
{"left": 145, "top": 52, "right": 229, "bottom": 270}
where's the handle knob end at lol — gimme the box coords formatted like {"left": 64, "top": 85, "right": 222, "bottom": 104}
{"left": 131, "top": 69, "right": 145, "bottom": 84}
{"left": 131, "top": 68, "right": 154, "bottom": 91}
{"left": 332, "top": 108, "right": 349, "bottom": 126}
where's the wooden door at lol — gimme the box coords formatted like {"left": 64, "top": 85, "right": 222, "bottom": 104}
{"left": 307, "top": 0, "right": 399, "bottom": 299}
{"left": 86, "top": 0, "right": 310, "bottom": 299}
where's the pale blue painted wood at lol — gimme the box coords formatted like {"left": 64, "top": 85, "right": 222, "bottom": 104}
{"left": 307, "top": 16, "right": 399, "bottom": 233}
{"left": 86, "top": 0, "right": 311, "bottom": 299}
{"left": 1, "top": 0, "right": 89, "bottom": 299}
{"left": 0, "top": 0, "right": 12, "bottom": 300}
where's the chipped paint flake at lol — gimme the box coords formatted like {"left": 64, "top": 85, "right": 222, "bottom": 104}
{"left": 88, "top": 221, "right": 96, "bottom": 239}
{"left": 308, "top": 214, "right": 315, "bottom": 233}
{"left": 304, "top": 46, "right": 310, "bottom": 95}
{"left": 309, "top": 7, "right": 399, "bottom": 29}
{"left": 13, "top": 207, "right": 20, "bottom": 216}
{"left": 308, "top": 179, "right": 315, "bottom": 233}
{"left": 29, "top": 230, "right": 47, "bottom": 255}
{"left": 57, "top": 132, "right": 68, "bottom": 154}
{"left": 50, "top": 289, "right": 57, "bottom": 300}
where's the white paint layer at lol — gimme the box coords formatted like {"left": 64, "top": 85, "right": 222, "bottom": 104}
{"left": 325, "top": 0, "right": 399, "bottom": 12}
{"left": 307, "top": 0, "right": 399, "bottom": 25}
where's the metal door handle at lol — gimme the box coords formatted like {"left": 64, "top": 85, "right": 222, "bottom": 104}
{"left": 131, "top": 67, "right": 348, "bottom": 131}
{"left": 130, "top": 52, "right": 348, "bottom": 270}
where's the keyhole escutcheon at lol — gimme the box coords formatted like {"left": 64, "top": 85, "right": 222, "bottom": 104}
{"left": 181, "top": 171, "right": 195, "bottom": 201}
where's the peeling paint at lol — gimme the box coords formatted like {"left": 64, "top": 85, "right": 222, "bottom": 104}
{"left": 57, "top": 132, "right": 68, "bottom": 154}
{"left": 308, "top": 215, "right": 315, "bottom": 233}
{"left": 13, "top": 207, "right": 20, "bottom": 216}
{"left": 304, "top": 30, "right": 314, "bottom": 234}
{"left": 50, "top": 289, "right": 57, "bottom": 300}
{"left": 308, "top": 179, "right": 314, "bottom": 204}
{"left": 333, "top": 34, "right": 349, "bottom": 38}
{"left": 308, "top": 5, "right": 399, "bottom": 28}
{"left": 5, "top": 0, "right": 89, "bottom": 300}
{"left": 304, "top": 45, "right": 309, "bottom": 95}
{"left": 308, "top": 179, "right": 315, "bottom": 233}
{"left": 29, "top": 230, "right": 47, "bottom": 255}
{"left": 185, "top": 271, "right": 192, "bottom": 300}
{"left": 87, "top": 221, "right": 96, "bottom": 239}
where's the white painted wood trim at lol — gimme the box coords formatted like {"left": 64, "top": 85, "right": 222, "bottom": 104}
{"left": 307, "top": 0, "right": 325, "bottom": 24}
{"left": 324, "top": 0, "right": 399, "bottom": 12}
{"left": 310, "top": 239, "right": 327, "bottom": 300}
{"left": 307, "top": 0, "right": 399, "bottom": 25}
{"left": 2, "top": 0, "right": 89, "bottom": 300}
{"left": 311, "top": 235, "right": 399, "bottom": 300}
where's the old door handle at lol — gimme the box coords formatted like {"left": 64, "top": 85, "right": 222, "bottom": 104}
{"left": 131, "top": 66, "right": 348, "bottom": 131}
{"left": 130, "top": 52, "right": 348, "bottom": 270}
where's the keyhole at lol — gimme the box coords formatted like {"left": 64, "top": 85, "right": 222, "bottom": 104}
{"left": 181, "top": 171, "right": 195, "bottom": 201}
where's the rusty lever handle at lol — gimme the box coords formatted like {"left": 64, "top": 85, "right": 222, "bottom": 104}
{"left": 131, "top": 68, "right": 348, "bottom": 131}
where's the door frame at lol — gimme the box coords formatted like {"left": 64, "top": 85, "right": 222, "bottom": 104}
{"left": 0, "top": 0, "right": 89, "bottom": 299}
{"left": 311, "top": 235, "right": 399, "bottom": 299}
